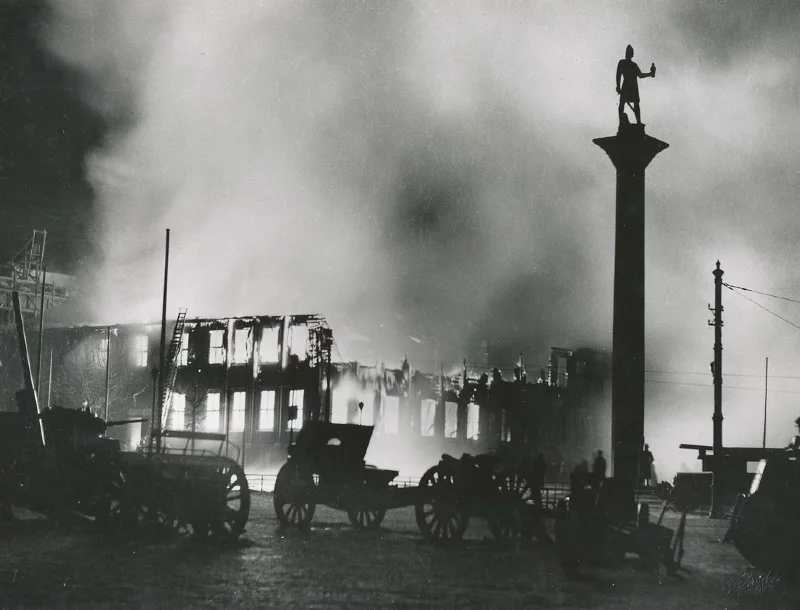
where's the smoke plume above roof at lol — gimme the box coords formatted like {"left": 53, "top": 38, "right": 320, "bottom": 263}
{"left": 42, "top": 1, "right": 800, "bottom": 472}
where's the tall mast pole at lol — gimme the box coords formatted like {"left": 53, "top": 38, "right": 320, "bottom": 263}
{"left": 710, "top": 261, "right": 724, "bottom": 518}
{"left": 156, "top": 229, "right": 170, "bottom": 454}
{"left": 763, "top": 357, "right": 768, "bottom": 449}
{"left": 103, "top": 325, "right": 111, "bottom": 422}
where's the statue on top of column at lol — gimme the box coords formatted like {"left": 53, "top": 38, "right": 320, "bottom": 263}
{"left": 616, "top": 45, "right": 656, "bottom": 126}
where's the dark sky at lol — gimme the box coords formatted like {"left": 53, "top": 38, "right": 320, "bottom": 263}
{"left": 6, "top": 0, "right": 800, "bottom": 475}
{"left": 0, "top": 0, "right": 103, "bottom": 273}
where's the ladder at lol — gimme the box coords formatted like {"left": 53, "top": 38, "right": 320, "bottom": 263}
{"left": 159, "top": 308, "right": 187, "bottom": 430}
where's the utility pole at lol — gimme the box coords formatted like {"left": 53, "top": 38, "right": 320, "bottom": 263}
{"left": 709, "top": 261, "right": 724, "bottom": 518}
{"left": 325, "top": 345, "right": 333, "bottom": 422}
{"left": 763, "top": 357, "right": 768, "bottom": 449}
{"left": 437, "top": 362, "right": 445, "bottom": 438}
{"left": 103, "top": 325, "right": 111, "bottom": 422}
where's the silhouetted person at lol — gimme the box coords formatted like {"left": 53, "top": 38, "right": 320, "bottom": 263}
{"left": 592, "top": 450, "right": 607, "bottom": 490}
{"left": 640, "top": 444, "right": 655, "bottom": 488}
{"left": 616, "top": 44, "right": 655, "bottom": 125}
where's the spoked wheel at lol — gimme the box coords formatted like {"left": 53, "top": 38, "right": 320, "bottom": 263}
{"left": 211, "top": 461, "right": 250, "bottom": 542}
{"left": 490, "top": 469, "right": 540, "bottom": 543}
{"left": 415, "top": 464, "right": 468, "bottom": 543}
{"left": 274, "top": 462, "right": 316, "bottom": 529}
{"left": 347, "top": 500, "right": 386, "bottom": 530}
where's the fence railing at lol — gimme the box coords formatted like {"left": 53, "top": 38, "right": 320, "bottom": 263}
{"left": 540, "top": 482, "right": 570, "bottom": 511}
{"left": 247, "top": 474, "right": 278, "bottom": 493}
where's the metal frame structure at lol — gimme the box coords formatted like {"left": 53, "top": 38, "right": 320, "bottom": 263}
{"left": 0, "top": 230, "right": 71, "bottom": 327}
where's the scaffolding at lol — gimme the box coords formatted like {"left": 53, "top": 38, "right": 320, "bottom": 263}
{"left": 0, "top": 230, "right": 72, "bottom": 327}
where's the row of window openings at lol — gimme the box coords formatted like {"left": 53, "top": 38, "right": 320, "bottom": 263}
{"left": 187, "top": 327, "right": 308, "bottom": 366}
{"left": 168, "top": 391, "right": 510, "bottom": 442}
{"left": 108, "top": 326, "right": 310, "bottom": 368}
{"left": 330, "top": 398, "right": 493, "bottom": 441}
{"left": 422, "top": 400, "right": 481, "bottom": 441}
{"left": 168, "top": 390, "right": 304, "bottom": 433}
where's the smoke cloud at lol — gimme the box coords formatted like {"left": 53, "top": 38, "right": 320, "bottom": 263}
{"left": 42, "top": 1, "right": 800, "bottom": 478}
{"left": 42, "top": 0, "right": 633, "bottom": 363}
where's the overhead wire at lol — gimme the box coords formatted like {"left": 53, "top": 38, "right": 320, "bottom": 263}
{"left": 722, "top": 282, "right": 800, "bottom": 305}
{"left": 645, "top": 379, "right": 800, "bottom": 395}
{"left": 723, "top": 283, "right": 800, "bottom": 332}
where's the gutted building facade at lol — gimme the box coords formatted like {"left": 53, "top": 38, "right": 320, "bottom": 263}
{"left": 327, "top": 347, "right": 611, "bottom": 478}
{"left": 1, "top": 305, "right": 609, "bottom": 477}
{"left": 0, "top": 314, "right": 332, "bottom": 471}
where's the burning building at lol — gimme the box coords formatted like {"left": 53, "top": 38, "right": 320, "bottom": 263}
{"left": 0, "top": 299, "right": 609, "bottom": 477}
{"left": 328, "top": 347, "right": 611, "bottom": 479}
{"left": 0, "top": 313, "right": 332, "bottom": 471}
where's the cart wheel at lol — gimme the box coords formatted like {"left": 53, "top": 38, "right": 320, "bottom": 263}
{"left": 499, "top": 470, "right": 537, "bottom": 506}
{"left": 415, "top": 464, "right": 468, "bottom": 542}
{"left": 347, "top": 503, "right": 386, "bottom": 529}
{"left": 490, "top": 470, "right": 539, "bottom": 543}
{"left": 274, "top": 462, "right": 316, "bottom": 529}
{"left": 212, "top": 461, "right": 250, "bottom": 542}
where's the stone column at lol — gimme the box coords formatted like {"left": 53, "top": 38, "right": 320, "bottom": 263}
{"left": 593, "top": 123, "right": 668, "bottom": 493}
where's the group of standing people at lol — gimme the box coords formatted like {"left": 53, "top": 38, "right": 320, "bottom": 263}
{"left": 569, "top": 444, "right": 656, "bottom": 489}
{"left": 571, "top": 450, "right": 607, "bottom": 479}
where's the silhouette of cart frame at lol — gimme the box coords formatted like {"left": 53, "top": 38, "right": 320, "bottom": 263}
{"left": 414, "top": 452, "right": 547, "bottom": 544}
{"left": 273, "top": 421, "right": 544, "bottom": 543}
{"left": 273, "top": 422, "right": 416, "bottom": 529}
